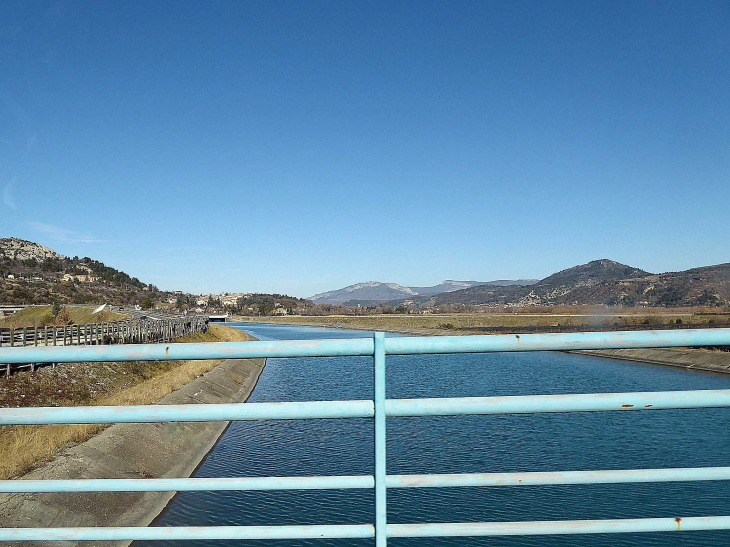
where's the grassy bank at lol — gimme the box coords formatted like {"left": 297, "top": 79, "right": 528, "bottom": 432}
{"left": 232, "top": 312, "right": 730, "bottom": 336}
{"left": 0, "top": 305, "right": 128, "bottom": 328}
{"left": 0, "top": 324, "right": 250, "bottom": 480}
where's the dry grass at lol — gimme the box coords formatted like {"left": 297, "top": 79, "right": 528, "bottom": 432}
{"left": 233, "top": 312, "right": 730, "bottom": 333}
{"left": 0, "top": 305, "right": 128, "bottom": 328}
{"left": 0, "top": 324, "right": 251, "bottom": 480}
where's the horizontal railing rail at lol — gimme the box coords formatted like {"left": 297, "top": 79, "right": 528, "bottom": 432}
{"left": 4, "top": 466, "right": 730, "bottom": 493}
{"left": 4, "top": 389, "right": 730, "bottom": 424}
{"left": 2, "top": 327, "right": 730, "bottom": 364}
{"left": 1, "top": 328, "right": 729, "bottom": 543}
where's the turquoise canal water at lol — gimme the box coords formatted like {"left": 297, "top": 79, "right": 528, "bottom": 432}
{"left": 140, "top": 323, "right": 730, "bottom": 546}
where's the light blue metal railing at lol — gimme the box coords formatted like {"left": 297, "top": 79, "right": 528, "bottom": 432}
{"left": 1, "top": 328, "right": 730, "bottom": 542}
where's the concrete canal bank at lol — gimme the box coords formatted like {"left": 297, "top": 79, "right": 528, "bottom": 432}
{"left": 0, "top": 330, "right": 265, "bottom": 547}
{"left": 573, "top": 347, "right": 730, "bottom": 374}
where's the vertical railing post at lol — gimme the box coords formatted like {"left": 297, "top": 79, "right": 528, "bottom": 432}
{"left": 373, "top": 332, "right": 387, "bottom": 546}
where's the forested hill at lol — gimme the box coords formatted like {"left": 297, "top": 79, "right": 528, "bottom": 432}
{"left": 393, "top": 259, "right": 730, "bottom": 308}
{"left": 0, "top": 237, "right": 159, "bottom": 304}
{"left": 0, "top": 238, "right": 311, "bottom": 311}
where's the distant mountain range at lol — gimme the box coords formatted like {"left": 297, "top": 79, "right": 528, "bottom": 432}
{"left": 391, "top": 259, "right": 730, "bottom": 308}
{"left": 309, "top": 259, "right": 730, "bottom": 308}
{"left": 6, "top": 236, "right": 727, "bottom": 310}
{"left": 308, "top": 279, "right": 539, "bottom": 305}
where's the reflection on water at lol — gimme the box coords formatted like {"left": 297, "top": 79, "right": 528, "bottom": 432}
{"left": 139, "top": 323, "right": 730, "bottom": 546}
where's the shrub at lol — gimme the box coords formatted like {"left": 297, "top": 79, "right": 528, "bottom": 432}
{"left": 54, "top": 307, "right": 71, "bottom": 325}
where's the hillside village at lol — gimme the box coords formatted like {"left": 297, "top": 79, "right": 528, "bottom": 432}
{"left": 0, "top": 237, "right": 312, "bottom": 315}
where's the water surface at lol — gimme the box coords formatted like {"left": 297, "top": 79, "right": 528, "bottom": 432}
{"left": 141, "top": 323, "right": 730, "bottom": 546}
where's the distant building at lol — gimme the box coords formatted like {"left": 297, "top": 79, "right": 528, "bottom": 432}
{"left": 63, "top": 274, "right": 99, "bottom": 283}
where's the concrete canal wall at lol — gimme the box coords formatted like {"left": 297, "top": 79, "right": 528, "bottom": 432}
{"left": 573, "top": 347, "right": 730, "bottom": 374}
{"left": 0, "top": 351, "right": 265, "bottom": 546}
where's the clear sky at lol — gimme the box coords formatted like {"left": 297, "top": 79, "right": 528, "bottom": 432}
{"left": 1, "top": 0, "right": 728, "bottom": 297}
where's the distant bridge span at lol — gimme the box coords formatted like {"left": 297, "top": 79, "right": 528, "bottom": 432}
{"left": 0, "top": 305, "right": 26, "bottom": 317}
{"left": 208, "top": 314, "right": 230, "bottom": 323}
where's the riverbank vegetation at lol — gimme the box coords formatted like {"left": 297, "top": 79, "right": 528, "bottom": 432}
{"left": 0, "top": 324, "right": 250, "bottom": 480}
{"left": 233, "top": 311, "right": 730, "bottom": 335}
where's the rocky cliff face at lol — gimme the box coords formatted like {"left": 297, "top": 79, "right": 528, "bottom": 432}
{"left": 0, "top": 238, "right": 66, "bottom": 262}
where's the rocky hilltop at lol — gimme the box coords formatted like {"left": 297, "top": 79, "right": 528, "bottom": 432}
{"left": 0, "top": 238, "right": 66, "bottom": 262}
{"left": 0, "top": 237, "right": 159, "bottom": 305}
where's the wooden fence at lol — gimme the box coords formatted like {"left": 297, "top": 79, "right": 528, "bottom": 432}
{"left": 0, "top": 315, "right": 209, "bottom": 376}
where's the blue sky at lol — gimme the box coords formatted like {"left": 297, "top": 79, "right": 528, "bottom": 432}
{"left": 1, "top": 0, "right": 728, "bottom": 297}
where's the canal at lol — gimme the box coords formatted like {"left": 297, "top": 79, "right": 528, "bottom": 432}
{"left": 140, "top": 323, "right": 730, "bottom": 546}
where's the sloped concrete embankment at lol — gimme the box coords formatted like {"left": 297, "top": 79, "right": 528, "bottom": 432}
{"left": 573, "top": 348, "right": 730, "bottom": 374}
{"left": 0, "top": 355, "right": 265, "bottom": 547}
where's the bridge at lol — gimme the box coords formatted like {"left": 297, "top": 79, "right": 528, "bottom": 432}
{"left": 0, "top": 328, "right": 729, "bottom": 543}
{"left": 208, "top": 314, "right": 231, "bottom": 323}
{"left": 0, "top": 311, "right": 209, "bottom": 376}
{"left": 0, "top": 305, "right": 26, "bottom": 318}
